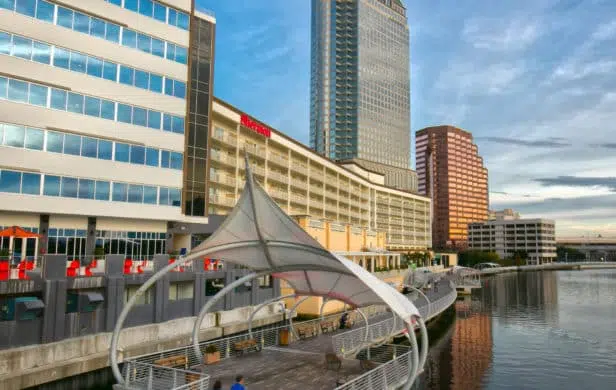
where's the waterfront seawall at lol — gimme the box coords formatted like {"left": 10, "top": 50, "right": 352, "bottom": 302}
{"left": 480, "top": 262, "right": 616, "bottom": 276}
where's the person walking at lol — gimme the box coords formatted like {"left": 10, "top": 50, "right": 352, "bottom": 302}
{"left": 230, "top": 375, "right": 246, "bottom": 390}
{"left": 212, "top": 380, "right": 222, "bottom": 390}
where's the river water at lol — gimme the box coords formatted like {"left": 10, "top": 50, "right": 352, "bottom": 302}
{"left": 417, "top": 269, "right": 616, "bottom": 390}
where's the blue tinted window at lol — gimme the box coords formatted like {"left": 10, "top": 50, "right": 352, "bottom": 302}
{"left": 143, "top": 186, "right": 157, "bottom": 204}
{"left": 122, "top": 29, "right": 136, "bottom": 48}
{"left": 161, "top": 150, "right": 170, "bottom": 168}
{"left": 36, "top": 1, "right": 54, "bottom": 22}
{"left": 61, "top": 177, "right": 78, "bottom": 198}
{"left": 57, "top": 7, "right": 74, "bottom": 29}
{"left": 13, "top": 36, "right": 32, "bottom": 60}
{"left": 85, "top": 96, "right": 101, "bottom": 117}
{"left": 174, "top": 81, "right": 186, "bottom": 98}
{"left": 166, "top": 43, "right": 175, "bottom": 61}
{"left": 98, "top": 140, "right": 112, "bottom": 160}
{"left": 159, "top": 187, "right": 169, "bottom": 205}
{"left": 133, "top": 107, "right": 147, "bottom": 127}
{"left": 0, "top": 124, "right": 3, "bottom": 143}
{"left": 78, "top": 179, "right": 95, "bottom": 199}
{"left": 175, "top": 46, "right": 187, "bottom": 64}
{"left": 50, "top": 89, "right": 67, "bottom": 110}
{"left": 74, "top": 13, "right": 90, "bottom": 34}
{"left": 145, "top": 148, "right": 159, "bottom": 167}
{"left": 137, "top": 33, "right": 151, "bottom": 53}
{"left": 86, "top": 57, "right": 103, "bottom": 77}
{"left": 53, "top": 48, "right": 70, "bottom": 69}
{"left": 43, "top": 175, "right": 61, "bottom": 196}
{"left": 115, "top": 143, "right": 129, "bottom": 162}
{"left": 0, "top": 77, "right": 6, "bottom": 97}
{"left": 109, "top": 0, "right": 122, "bottom": 6}
{"left": 168, "top": 9, "right": 177, "bottom": 25}
{"left": 147, "top": 110, "right": 161, "bottom": 129}
{"left": 95, "top": 181, "right": 110, "bottom": 200}
{"left": 0, "top": 0, "right": 13, "bottom": 10}
{"left": 64, "top": 134, "right": 81, "bottom": 156}
{"left": 0, "top": 170, "right": 21, "bottom": 193}
{"left": 163, "top": 114, "right": 172, "bottom": 132}
{"left": 151, "top": 38, "right": 164, "bottom": 57}
{"left": 0, "top": 32, "right": 10, "bottom": 55}
{"left": 172, "top": 116, "right": 184, "bottom": 134}
{"left": 4, "top": 124, "right": 24, "bottom": 147}
{"left": 67, "top": 92, "right": 84, "bottom": 114}
{"left": 25, "top": 127, "right": 44, "bottom": 150}
{"left": 101, "top": 100, "right": 115, "bottom": 120}
{"left": 46, "top": 131, "right": 64, "bottom": 153}
{"left": 134, "top": 69, "right": 149, "bottom": 89}
{"left": 91, "top": 18, "right": 106, "bottom": 39}
{"left": 117, "top": 104, "right": 132, "bottom": 123}
{"left": 32, "top": 42, "right": 50, "bottom": 64}
{"left": 153, "top": 3, "right": 166, "bottom": 21}
{"left": 105, "top": 23, "right": 120, "bottom": 43}
{"left": 128, "top": 184, "right": 143, "bottom": 203}
{"left": 69, "top": 52, "right": 86, "bottom": 73}
{"left": 15, "top": 0, "right": 35, "bottom": 17}
{"left": 170, "top": 152, "right": 183, "bottom": 170}
{"left": 112, "top": 182, "right": 128, "bottom": 201}
{"left": 28, "top": 84, "right": 47, "bottom": 106}
{"left": 150, "top": 74, "right": 162, "bottom": 93}
{"left": 164, "top": 78, "right": 173, "bottom": 96}
{"left": 102, "top": 61, "right": 117, "bottom": 81}
{"left": 177, "top": 13, "right": 189, "bottom": 30}
{"left": 139, "top": 0, "right": 153, "bottom": 17}
{"left": 125, "top": 0, "right": 138, "bottom": 12}
{"left": 130, "top": 145, "right": 145, "bottom": 164}
{"left": 82, "top": 137, "right": 98, "bottom": 158}
{"left": 119, "top": 65, "right": 134, "bottom": 85}
{"left": 8, "top": 79, "right": 27, "bottom": 102}
{"left": 21, "top": 172, "right": 40, "bottom": 195}
{"left": 169, "top": 188, "right": 181, "bottom": 206}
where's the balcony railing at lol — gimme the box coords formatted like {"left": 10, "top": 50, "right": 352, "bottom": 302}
{"left": 211, "top": 131, "right": 237, "bottom": 147}
{"left": 209, "top": 195, "right": 236, "bottom": 207}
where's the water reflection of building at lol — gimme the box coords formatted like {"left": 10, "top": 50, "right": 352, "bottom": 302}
{"left": 487, "top": 271, "right": 559, "bottom": 326}
{"left": 449, "top": 299, "right": 493, "bottom": 390}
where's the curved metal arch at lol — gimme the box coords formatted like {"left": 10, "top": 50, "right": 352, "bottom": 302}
{"left": 287, "top": 296, "right": 311, "bottom": 340}
{"left": 246, "top": 293, "right": 295, "bottom": 339}
{"left": 403, "top": 284, "right": 431, "bottom": 318}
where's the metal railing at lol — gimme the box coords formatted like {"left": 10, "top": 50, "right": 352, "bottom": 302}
{"left": 332, "top": 281, "right": 457, "bottom": 358}
{"left": 334, "top": 346, "right": 413, "bottom": 390}
{"left": 121, "top": 361, "right": 209, "bottom": 390}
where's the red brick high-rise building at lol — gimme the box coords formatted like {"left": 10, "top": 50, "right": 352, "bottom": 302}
{"left": 415, "top": 126, "right": 488, "bottom": 249}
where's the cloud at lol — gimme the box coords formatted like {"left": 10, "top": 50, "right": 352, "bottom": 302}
{"left": 593, "top": 143, "right": 616, "bottom": 149}
{"left": 435, "top": 62, "right": 525, "bottom": 95}
{"left": 478, "top": 136, "right": 571, "bottom": 148}
{"left": 534, "top": 176, "right": 616, "bottom": 192}
{"left": 462, "top": 19, "right": 540, "bottom": 51}
{"left": 550, "top": 59, "right": 616, "bottom": 82}
{"left": 591, "top": 19, "right": 616, "bottom": 41}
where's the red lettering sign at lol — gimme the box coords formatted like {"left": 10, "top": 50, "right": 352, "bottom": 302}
{"left": 240, "top": 114, "right": 271, "bottom": 138}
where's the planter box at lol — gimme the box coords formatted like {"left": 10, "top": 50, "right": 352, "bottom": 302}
{"left": 205, "top": 351, "right": 220, "bottom": 365}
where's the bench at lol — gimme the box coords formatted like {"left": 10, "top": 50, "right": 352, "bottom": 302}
{"left": 360, "top": 359, "right": 378, "bottom": 371}
{"left": 325, "top": 353, "right": 342, "bottom": 370}
{"left": 233, "top": 339, "right": 261, "bottom": 356}
{"left": 154, "top": 355, "right": 187, "bottom": 369}
{"left": 297, "top": 325, "right": 316, "bottom": 339}
{"left": 320, "top": 320, "right": 337, "bottom": 333}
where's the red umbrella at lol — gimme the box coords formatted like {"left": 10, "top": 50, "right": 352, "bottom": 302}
{"left": 0, "top": 226, "right": 41, "bottom": 238}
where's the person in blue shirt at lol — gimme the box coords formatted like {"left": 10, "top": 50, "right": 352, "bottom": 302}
{"left": 230, "top": 375, "right": 245, "bottom": 390}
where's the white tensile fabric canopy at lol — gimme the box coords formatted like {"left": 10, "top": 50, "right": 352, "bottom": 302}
{"left": 189, "top": 157, "right": 420, "bottom": 323}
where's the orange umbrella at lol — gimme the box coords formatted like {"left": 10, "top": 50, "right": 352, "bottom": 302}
{"left": 0, "top": 226, "right": 41, "bottom": 238}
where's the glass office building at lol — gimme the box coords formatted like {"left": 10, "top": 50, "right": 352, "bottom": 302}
{"left": 310, "top": 0, "right": 411, "bottom": 171}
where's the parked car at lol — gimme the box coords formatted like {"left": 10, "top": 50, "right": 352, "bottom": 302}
{"left": 474, "top": 262, "right": 500, "bottom": 270}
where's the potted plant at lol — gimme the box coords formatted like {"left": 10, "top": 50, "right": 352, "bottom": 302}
{"left": 204, "top": 344, "right": 220, "bottom": 365}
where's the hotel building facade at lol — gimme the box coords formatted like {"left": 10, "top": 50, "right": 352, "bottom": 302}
{"left": 0, "top": 0, "right": 430, "bottom": 262}
{"left": 416, "top": 126, "right": 488, "bottom": 249}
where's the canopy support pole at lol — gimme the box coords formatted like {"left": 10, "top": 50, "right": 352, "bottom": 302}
{"left": 247, "top": 293, "right": 295, "bottom": 339}
{"left": 319, "top": 298, "right": 329, "bottom": 320}
{"left": 287, "top": 296, "right": 311, "bottom": 340}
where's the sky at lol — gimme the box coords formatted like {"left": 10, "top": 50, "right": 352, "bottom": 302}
{"left": 198, "top": 0, "right": 616, "bottom": 238}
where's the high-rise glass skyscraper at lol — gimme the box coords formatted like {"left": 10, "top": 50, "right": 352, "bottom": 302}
{"left": 310, "top": 0, "right": 411, "bottom": 171}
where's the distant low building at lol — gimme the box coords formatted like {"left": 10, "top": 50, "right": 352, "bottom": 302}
{"left": 468, "top": 218, "right": 556, "bottom": 265}
{"left": 489, "top": 209, "right": 520, "bottom": 221}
